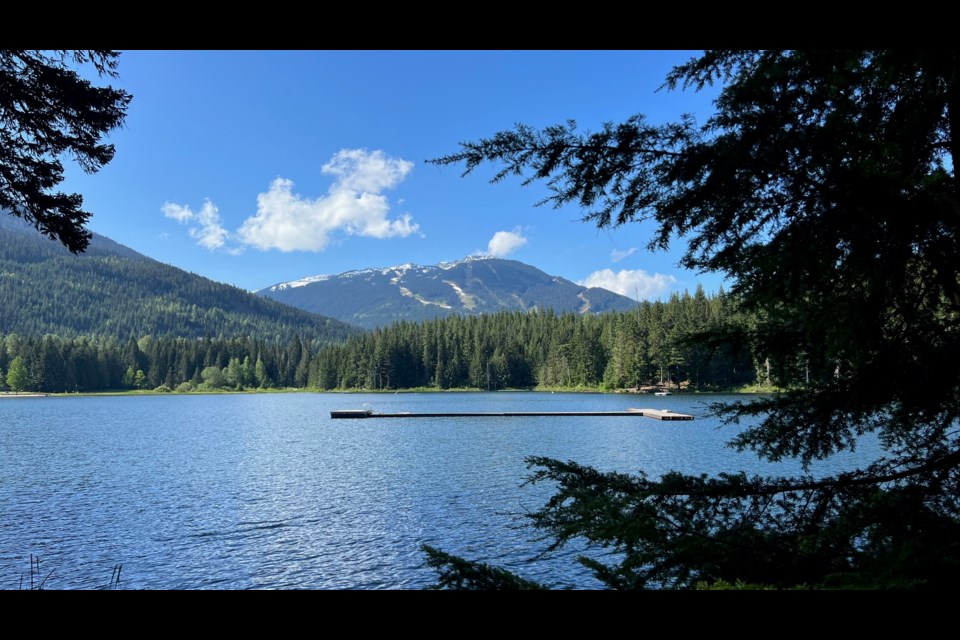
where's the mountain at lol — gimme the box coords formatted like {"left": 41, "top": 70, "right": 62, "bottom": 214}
{"left": 256, "top": 255, "right": 638, "bottom": 329}
{"left": 0, "top": 215, "right": 359, "bottom": 342}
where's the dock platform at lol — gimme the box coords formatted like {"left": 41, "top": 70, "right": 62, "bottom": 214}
{"left": 330, "top": 408, "right": 693, "bottom": 421}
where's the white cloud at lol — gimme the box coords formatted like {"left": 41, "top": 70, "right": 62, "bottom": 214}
{"left": 162, "top": 199, "right": 229, "bottom": 250}
{"left": 237, "top": 149, "right": 417, "bottom": 252}
{"left": 321, "top": 148, "right": 413, "bottom": 192}
{"left": 190, "top": 200, "right": 229, "bottom": 250}
{"left": 610, "top": 247, "right": 639, "bottom": 263}
{"left": 161, "top": 202, "right": 194, "bottom": 223}
{"left": 578, "top": 268, "right": 677, "bottom": 299}
{"left": 487, "top": 228, "right": 527, "bottom": 257}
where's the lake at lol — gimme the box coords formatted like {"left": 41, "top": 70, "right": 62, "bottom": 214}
{"left": 0, "top": 392, "right": 877, "bottom": 589}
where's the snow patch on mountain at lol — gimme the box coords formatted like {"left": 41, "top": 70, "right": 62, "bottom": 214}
{"left": 270, "top": 274, "right": 331, "bottom": 291}
{"left": 445, "top": 280, "right": 476, "bottom": 310}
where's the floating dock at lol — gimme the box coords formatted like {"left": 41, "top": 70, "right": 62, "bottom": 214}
{"left": 330, "top": 408, "right": 693, "bottom": 421}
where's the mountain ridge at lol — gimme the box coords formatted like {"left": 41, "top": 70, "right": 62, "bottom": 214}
{"left": 257, "top": 254, "right": 638, "bottom": 329}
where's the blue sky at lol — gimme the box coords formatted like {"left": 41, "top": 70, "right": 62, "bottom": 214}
{"left": 63, "top": 50, "right": 725, "bottom": 298}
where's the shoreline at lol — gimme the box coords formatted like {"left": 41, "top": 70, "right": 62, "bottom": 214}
{"left": 16, "top": 386, "right": 780, "bottom": 399}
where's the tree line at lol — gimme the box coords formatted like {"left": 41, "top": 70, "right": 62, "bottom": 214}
{"left": 0, "top": 333, "right": 320, "bottom": 393}
{"left": 2, "top": 288, "right": 827, "bottom": 394}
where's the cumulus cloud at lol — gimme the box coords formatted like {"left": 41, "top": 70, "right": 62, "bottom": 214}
{"left": 487, "top": 228, "right": 528, "bottom": 257}
{"left": 162, "top": 149, "right": 417, "bottom": 254}
{"left": 610, "top": 247, "right": 639, "bottom": 262}
{"left": 578, "top": 268, "right": 677, "bottom": 299}
{"left": 161, "top": 203, "right": 194, "bottom": 223}
{"left": 321, "top": 148, "right": 413, "bottom": 192}
{"left": 162, "top": 199, "right": 229, "bottom": 250}
{"left": 237, "top": 149, "right": 417, "bottom": 252}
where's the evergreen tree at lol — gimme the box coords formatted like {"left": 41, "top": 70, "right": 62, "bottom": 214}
{"left": 428, "top": 50, "right": 960, "bottom": 588}
{"left": 0, "top": 51, "right": 132, "bottom": 251}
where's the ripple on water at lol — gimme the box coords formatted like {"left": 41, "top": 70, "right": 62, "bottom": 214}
{"left": 0, "top": 392, "right": 880, "bottom": 589}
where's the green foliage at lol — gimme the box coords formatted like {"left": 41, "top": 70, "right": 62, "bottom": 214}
{"left": 5, "top": 356, "right": 29, "bottom": 392}
{"left": 0, "top": 51, "right": 132, "bottom": 252}
{"left": 310, "top": 292, "right": 757, "bottom": 392}
{"left": 694, "top": 579, "right": 799, "bottom": 590}
{"left": 201, "top": 366, "right": 225, "bottom": 390}
{"left": 0, "top": 216, "right": 359, "bottom": 342}
{"left": 516, "top": 456, "right": 960, "bottom": 589}
{"left": 421, "top": 545, "right": 545, "bottom": 590}
{"left": 0, "top": 332, "right": 333, "bottom": 393}
{"left": 426, "top": 50, "right": 960, "bottom": 589}
{"left": 254, "top": 355, "right": 271, "bottom": 388}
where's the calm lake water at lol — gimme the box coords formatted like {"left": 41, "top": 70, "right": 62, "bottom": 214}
{"left": 0, "top": 392, "right": 877, "bottom": 589}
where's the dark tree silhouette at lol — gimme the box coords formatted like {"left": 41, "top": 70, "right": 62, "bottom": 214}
{"left": 428, "top": 50, "right": 960, "bottom": 589}
{"left": 0, "top": 50, "right": 132, "bottom": 252}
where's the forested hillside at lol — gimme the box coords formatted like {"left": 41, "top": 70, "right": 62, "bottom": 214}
{"left": 2, "top": 287, "right": 804, "bottom": 394}
{"left": 309, "top": 287, "right": 767, "bottom": 391}
{"left": 0, "top": 216, "right": 358, "bottom": 342}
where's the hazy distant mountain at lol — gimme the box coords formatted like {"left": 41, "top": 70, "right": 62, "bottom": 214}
{"left": 257, "top": 255, "right": 638, "bottom": 329}
{"left": 0, "top": 215, "right": 359, "bottom": 341}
